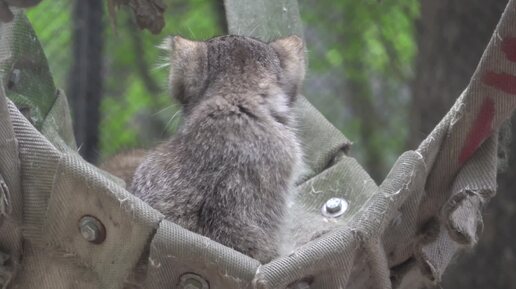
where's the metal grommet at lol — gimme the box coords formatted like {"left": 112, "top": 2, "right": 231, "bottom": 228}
{"left": 78, "top": 215, "right": 106, "bottom": 244}
{"left": 321, "top": 197, "right": 348, "bottom": 218}
{"left": 178, "top": 273, "right": 209, "bottom": 289}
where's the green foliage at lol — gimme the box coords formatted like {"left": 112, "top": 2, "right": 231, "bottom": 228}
{"left": 29, "top": 0, "right": 223, "bottom": 158}
{"left": 101, "top": 75, "right": 149, "bottom": 155}
{"left": 303, "top": 0, "right": 419, "bottom": 80}
{"left": 26, "top": 0, "right": 419, "bottom": 178}
{"left": 100, "top": 1, "right": 223, "bottom": 157}
{"left": 300, "top": 0, "right": 419, "bottom": 179}
{"left": 26, "top": 0, "right": 72, "bottom": 89}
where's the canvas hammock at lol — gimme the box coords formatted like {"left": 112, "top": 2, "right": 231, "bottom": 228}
{"left": 0, "top": 0, "right": 515, "bottom": 288}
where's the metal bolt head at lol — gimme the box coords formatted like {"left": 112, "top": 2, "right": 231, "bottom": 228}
{"left": 321, "top": 197, "right": 348, "bottom": 218}
{"left": 178, "top": 273, "right": 209, "bottom": 289}
{"left": 78, "top": 215, "right": 106, "bottom": 244}
{"left": 325, "top": 198, "right": 342, "bottom": 213}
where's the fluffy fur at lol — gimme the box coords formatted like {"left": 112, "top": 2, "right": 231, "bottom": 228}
{"left": 131, "top": 35, "right": 305, "bottom": 263}
{"left": 99, "top": 149, "right": 147, "bottom": 186}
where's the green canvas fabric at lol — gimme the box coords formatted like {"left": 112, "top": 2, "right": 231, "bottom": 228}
{"left": 1, "top": 90, "right": 164, "bottom": 288}
{"left": 0, "top": 82, "right": 22, "bottom": 289}
{"left": 0, "top": 1, "right": 516, "bottom": 289}
{"left": 0, "top": 7, "right": 56, "bottom": 130}
{"left": 0, "top": 0, "right": 41, "bottom": 22}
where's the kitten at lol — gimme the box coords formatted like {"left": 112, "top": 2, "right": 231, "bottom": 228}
{"left": 131, "top": 35, "right": 305, "bottom": 263}
{"left": 99, "top": 149, "right": 147, "bottom": 186}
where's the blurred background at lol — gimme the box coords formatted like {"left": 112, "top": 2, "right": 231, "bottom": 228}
{"left": 24, "top": 0, "right": 516, "bottom": 288}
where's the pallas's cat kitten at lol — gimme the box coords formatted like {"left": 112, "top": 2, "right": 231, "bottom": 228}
{"left": 131, "top": 35, "right": 305, "bottom": 263}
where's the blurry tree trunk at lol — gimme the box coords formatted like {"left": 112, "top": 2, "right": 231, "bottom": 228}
{"left": 409, "top": 1, "right": 514, "bottom": 288}
{"left": 214, "top": 0, "right": 228, "bottom": 34}
{"left": 408, "top": 0, "right": 506, "bottom": 147}
{"left": 347, "top": 75, "right": 384, "bottom": 182}
{"left": 68, "top": 0, "right": 104, "bottom": 164}
{"left": 127, "top": 17, "right": 160, "bottom": 95}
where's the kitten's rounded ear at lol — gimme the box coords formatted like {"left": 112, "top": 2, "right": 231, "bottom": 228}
{"left": 159, "top": 36, "right": 205, "bottom": 68}
{"left": 270, "top": 35, "right": 304, "bottom": 57}
{"left": 172, "top": 36, "right": 202, "bottom": 58}
{"left": 270, "top": 36, "right": 306, "bottom": 99}
{"left": 164, "top": 36, "right": 204, "bottom": 66}
{"left": 163, "top": 36, "right": 207, "bottom": 105}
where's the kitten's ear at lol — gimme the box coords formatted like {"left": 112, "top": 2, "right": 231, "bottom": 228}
{"left": 171, "top": 36, "right": 203, "bottom": 63}
{"left": 164, "top": 36, "right": 207, "bottom": 105}
{"left": 270, "top": 36, "right": 305, "bottom": 99}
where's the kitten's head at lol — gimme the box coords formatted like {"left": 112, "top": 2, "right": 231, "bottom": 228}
{"left": 162, "top": 35, "right": 305, "bottom": 125}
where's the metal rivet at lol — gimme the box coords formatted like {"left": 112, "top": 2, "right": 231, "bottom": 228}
{"left": 321, "top": 197, "right": 348, "bottom": 218}
{"left": 178, "top": 273, "right": 209, "bottom": 289}
{"left": 78, "top": 215, "right": 106, "bottom": 244}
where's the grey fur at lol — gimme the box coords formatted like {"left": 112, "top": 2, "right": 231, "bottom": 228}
{"left": 131, "top": 35, "right": 305, "bottom": 263}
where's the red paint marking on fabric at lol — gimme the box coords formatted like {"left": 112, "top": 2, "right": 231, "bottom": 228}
{"left": 458, "top": 98, "right": 495, "bottom": 165}
{"left": 483, "top": 71, "right": 516, "bottom": 95}
{"left": 502, "top": 37, "right": 516, "bottom": 62}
